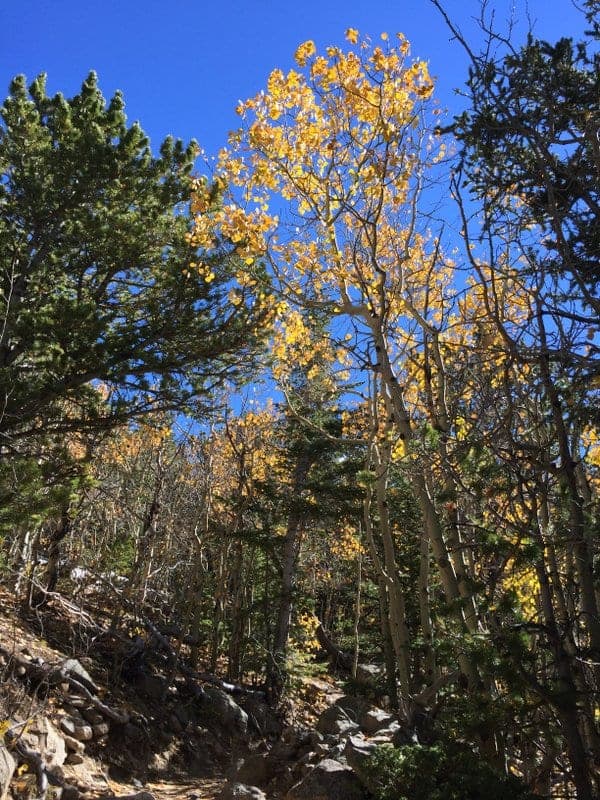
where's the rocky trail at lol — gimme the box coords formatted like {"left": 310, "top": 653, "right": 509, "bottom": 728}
{"left": 0, "top": 588, "right": 404, "bottom": 800}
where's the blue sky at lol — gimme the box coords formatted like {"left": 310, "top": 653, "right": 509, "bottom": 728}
{"left": 0, "top": 0, "right": 585, "bottom": 160}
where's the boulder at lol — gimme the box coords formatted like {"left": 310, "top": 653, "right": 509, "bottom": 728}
{"left": 0, "top": 746, "right": 15, "bottom": 800}
{"left": 201, "top": 686, "right": 248, "bottom": 736}
{"left": 238, "top": 696, "right": 282, "bottom": 738}
{"left": 64, "top": 752, "right": 85, "bottom": 765}
{"left": 60, "top": 784, "right": 81, "bottom": 800}
{"left": 343, "top": 735, "right": 378, "bottom": 787}
{"left": 334, "top": 695, "right": 373, "bottom": 720}
{"left": 285, "top": 759, "right": 366, "bottom": 800}
{"left": 59, "top": 716, "right": 93, "bottom": 742}
{"left": 316, "top": 706, "right": 360, "bottom": 737}
{"left": 217, "top": 784, "right": 266, "bottom": 800}
{"left": 359, "top": 708, "right": 395, "bottom": 734}
{"left": 22, "top": 717, "right": 67, "bottom": 767}
{"left": 234, "top": 753, "right": 272, "bottom": 788}
{"left": 79, "top": 707, "right": 104, "bottom": 726}
{"left": 368, "top": 720, "right": 402, "bottom": 744}
{"left": 354, "top": 664, "right": 382, "bottom": 684}
{"left": 61, "top": 659, "right": 97, "bottom": 693}
{"left": 62, "top": 735, "right": 85, "bottom": 754}
{"left": 92, "top": 723, "right": 110, "bottom": 738}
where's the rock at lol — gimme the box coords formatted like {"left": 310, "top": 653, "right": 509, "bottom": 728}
{"left": 391, "top": 725, "right": 419, "bottom": 747}
{"left": 0, "top": 746, "right": 16, "bottom": 800}
{"left": 61, "top": 659, "right": 97, "bottom": 693}
{"left": 316, "top": 705, "right": 360, "bottom": 736}
{"left": 64, "top": 752, "right": 85, "bottom": 765}
{"left": 343, "top": 735, "right": 378, "bottom": 787}
{"left": 369, "top": 720, "right": 402, "bottom": 743}
{"left": 59, "top": 717, "right": 93, "bottom": 742}
{"left": 63, "top": 735, "right": 85, "bottom": 754}
{"left": 201, "top": 686, "right": 248, "bottom": 735}
{"left": 60, "top": 784, "right": 81, "bottom": 800}
{"left": 79, "top": 708, "right": 104, "bottom": 726}
{"left": 65, "top": 696, "right": 87, "bottom": 709}
{"left": 234, "top": 753, "right": 271, "bottom": 788}
{"left": 22, "top": 717, "right": 67, "bottom": 767}
{"left": 333, "top": 695, "right": 373, "bottom": 722}
{"left": 217, "top": 783, "right": 266, "bottom": 800}
{"left": 92, "top": 723, "right": 110, "bottom": 738}
{"left": 285, "top": 759, "right": 366, "bottom": 800}
{"left": 354, "top": 663, "right": 382, "bottom": 684}
{"left": 359, "top": 708, "right": 395, "bottom": 734}
{"left": 238, "top": 696, "right": 282, "bottom": 737}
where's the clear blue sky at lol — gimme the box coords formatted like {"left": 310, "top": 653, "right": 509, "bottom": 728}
{"left": 0, "top": 0, "right": 586, "bottom": 159}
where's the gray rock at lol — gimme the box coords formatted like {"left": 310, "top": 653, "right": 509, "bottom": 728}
{"left": 285, "top": 759, "right": 366, "bottom": 800}
{"left": 238, "top": 696, "right": 281, "bottom": 737}
{"left": 60, "top": 784, "right": 81, "bottom": 800}
{"left": 391, "top": 725, "right": 419, "bottom": 746}
{"left": 59, "top": 716, "right": 93, "bottom": 742}
{"left": 61, "top": 659, "right": 97, "bottom": 693}
{"left": 316, "top": 705, "right": 360, "bottom": 736}
{"left": 92, "top": 723, "right": 110, "bottom": 738}
{"left": 359, "top": 708, "right": 395, "bottom": 734}
{"left": 369, "top": 720, "right": 402, "bottom": 743}
{"left": 333, "top": 695, "right": 373, "bottom": 722}
{"left": 79, "top": 707, "right": 104, "bottom": 726}
{"left": 22, "top": 717, "right": 67, "bottom": 767}
{"left": 0, "top": 746, "right": 16, "bottom": 800}
{"left": 343, "top": 735, "right": 378, "bottom": 787}
{"left": 234, "top": 753, "right": 271, "bottom": 788}
{"left": 64, "top": 752, "right": 85, "bottom": 765}
{"left": 202, "top": 686, "right": 248, "bottom": 735}
{"left": 217, "top": 783, "right": 266, "bottom": 800}
{"left": 62, "top": 735, "right": 85, "bottom": 754}
{"left": 355, "top": 664, "right": 382, "bottom": 684}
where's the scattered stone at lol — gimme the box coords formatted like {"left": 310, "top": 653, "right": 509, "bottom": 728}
{"left": 234, "top": 753, "right": 271, "bottom": 788}
{"left": 0, "top": 746, "right": 16, "bottom": 800}
{"left": 316, "top": 705, "right": 360, "bottom": 736}
{"left": 343, "top": 735, "right": 378, "bottom": 787}
{"left": 333, "top": 695, "right": 373, "bottom": 722}
{"left": 359, "top": 708, "right": 395, "bottom": 734}
{"left": 285, "top": 758, "right": 366, "bottom": 800}
{"left": 64, "top": 752, "right": 85, "bottom": 766}
{"left": 355, "top": 663, "right": 382, "bottom": 684}
{"left": 217, "top": 784, "right": 266, "bottom": 800}
{"left": 63, "top": 735, "right": 85, "bottom": 754}
{"left": 66, "top": 697, "right": 87, "bottom": 709}
{"left": 60, "top": 717, "right": 93, "bottom": 742}
{"left": 201, "top": 686, "right": 248, "bottom": 735}
{"left": 80, "top": 708, "right": 104, "bottom": 726}
{"left": 238, "top": 696, "right": 281, "bottom": 738}
{"left": 369, "top": 720, "right": 402, "bottom": 744}
{"left": 22, "top": 717, "right": 67, "bottom": 767}
{"left": 60, "top": 784, "right": 81, "bottom": 800}
{"left": 61, "top": 659, "right": 98, "bottom": 693}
